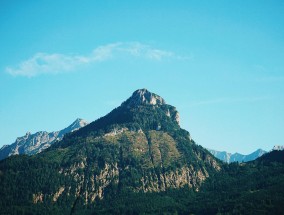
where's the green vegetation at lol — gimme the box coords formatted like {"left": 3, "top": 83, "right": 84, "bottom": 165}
{"left": 189, "top": 160, "right": 284, "bottom": 214}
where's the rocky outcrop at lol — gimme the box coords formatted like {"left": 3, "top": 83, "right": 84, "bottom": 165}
{"left": 122, "top": 89, "right": 166, "bottom": 108}
{"left": 139, "top": 166, "right": 208, "bottom": 193}
{"left": 0, "top": 118, "right": 88, "bottom": 160}
{"left": 33, "top": 193, "right": 44, "bottom": 204}
{"left": 56, "top": 161, "right": 211, "bottom": 204}
{"left": 53, "top": 187, "right": 65, "bottom": 202}
{"left": 273, "top": 145, "right": 284, "bottom": 151}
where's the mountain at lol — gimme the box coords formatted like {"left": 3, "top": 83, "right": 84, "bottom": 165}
{"left": 208, "top": 148, "right": 267, "bottom": 163}
{"left": 0, "top": 89, "right": 221, "bottom": 214}
{"left": 207, "top": 149, "right": 231, "bottom": 163}
{"left": 0, "top": 118, "right": 88, "bottom": 160}
{"left": 49, "top": 88, "right": 221, "bottom": 193}
{"left": 0, "top": 89, "right": 283, "bottom": 214}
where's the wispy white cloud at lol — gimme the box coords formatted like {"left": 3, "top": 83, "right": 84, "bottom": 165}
{"left": 6, "top": 42, "right": 188, "bottom": 77}
{"left": 187, "top": 96, "right": 270, "bottom": 107}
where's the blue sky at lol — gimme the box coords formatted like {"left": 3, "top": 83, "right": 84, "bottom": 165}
{"left": 0, "top": 0, "right": 283, "bottom": 154}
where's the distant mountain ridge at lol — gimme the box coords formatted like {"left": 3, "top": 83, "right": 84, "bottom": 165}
{"left": 208, "top": 148, "right": 267, "bottom": 163}
{"left": 0, "top": 118, "right": 88, "bottom": 160}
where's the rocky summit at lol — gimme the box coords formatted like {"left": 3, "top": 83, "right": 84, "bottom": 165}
{"left": 122, "top": 88, "right": 166, "bottom": 107}
{"left": 0, "top": 89, "right": 284, "bottom": 215}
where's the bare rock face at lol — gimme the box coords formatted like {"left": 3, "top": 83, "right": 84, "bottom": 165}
{"left": 55, "top": 164, "right": 210, "bottom": 204}
{"left": 33, "top": 193, "right": 44, "bottom": 204}
{"left": 121, "top": 89, "right": 181, "bottom": 126}
{"left": 172, "top": 108, "right": 180, "bottom": 125}
{"left": 0, "top": 118, "right": 88, "bottom": 160}
{"left": 122, "top": 89, "right": 166, "bottom": 108}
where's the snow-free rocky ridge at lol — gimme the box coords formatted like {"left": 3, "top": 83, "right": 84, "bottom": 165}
{"left": 208, "top": 148, "right": 267, "bottom": 163}
{"left": 0, "top": 118, "right": 88, "bottom": 160}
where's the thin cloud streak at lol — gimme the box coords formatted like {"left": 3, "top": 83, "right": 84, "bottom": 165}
{"left": 6, "top": 42, "right": 189, "bottom": 77}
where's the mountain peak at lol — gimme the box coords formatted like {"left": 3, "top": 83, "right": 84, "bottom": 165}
{"left": 122, "top": 89, "right": 166, "bottom": 108}
{"left": 208, "top": 148, "right": 267, "bottom": 163}
{"left": 72, "top": 118, "right": 88, "bottom": 128}
{"left": 0, "top": 118, "right": 89, "bottom": 160}
{"left": 63, "top": 118, "right": 89, "bottom": 133}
